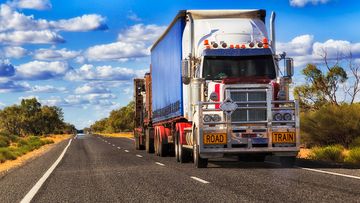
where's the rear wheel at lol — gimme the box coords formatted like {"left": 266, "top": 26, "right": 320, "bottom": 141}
{"left": 159, "top": 136, "right": 168, "bottom": 157}
{"left": 145, "top": 128, "right": 154, "bottom": 153}
{"left": 175, "top": 131, "right": 180, "bottom": 162}
{"left": 280, "top": 156, "right": 296, "bottom": 168}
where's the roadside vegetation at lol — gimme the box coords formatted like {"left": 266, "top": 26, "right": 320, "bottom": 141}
{"left": 0, "top": 98, "right": 76, "bottom": 163}
{"left": 88, "top": 101, "right": 134, "bottom": 133}
{"left": 295, "top": 50, "right": 360, "bottom": 165}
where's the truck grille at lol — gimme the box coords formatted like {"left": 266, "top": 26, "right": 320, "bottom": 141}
{"left": 229, "top": 90, "right": 267, "bottom": 122}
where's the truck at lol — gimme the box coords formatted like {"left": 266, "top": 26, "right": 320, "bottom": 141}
{"left": 134, "top": 9, "right": 300, "bottom": 168}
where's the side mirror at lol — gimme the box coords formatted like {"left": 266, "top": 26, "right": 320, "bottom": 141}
{"left": 285, "top": 58, "right": 294, "bottom": 77}
{"left": 182, "top": 59, "right": 191, "bottom": 84}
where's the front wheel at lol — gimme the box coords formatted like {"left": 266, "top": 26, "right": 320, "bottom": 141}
{"left": 193, "top": 144, "right": 208, "bottom": 168}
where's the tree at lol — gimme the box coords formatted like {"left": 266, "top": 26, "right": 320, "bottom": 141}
{"left": 0, "top": 105, "right": 22, "bottom": 135}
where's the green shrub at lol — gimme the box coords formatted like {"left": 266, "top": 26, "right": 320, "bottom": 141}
{"left": 301, "top": 104, "right": 360, "bottom": 147}
{"left": 345, "top": 147, "right": 360, "bottom": 164}
{"left": 0, "top": 148, "right": 17, "bottom": 160}
{"left": 349, "top": 137, "right": 360, "bottom": 149}
{"left": 0, "top": 135, "right": 10, "bottom": 147}
{"left": 310, "top": 145, "right": 345, "bottom": 162}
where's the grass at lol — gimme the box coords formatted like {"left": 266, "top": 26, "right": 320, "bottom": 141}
{"left": 97, "top": 132, "right": 133, "bottom": 138}
{"left": 309, "top": 145, "right": 345, "bottom": 162}
{"left": 0, "top": 136, "right": 54, "bottom": 163}
{"left": 345, "top": 147, "right": 360, "bottom": 164}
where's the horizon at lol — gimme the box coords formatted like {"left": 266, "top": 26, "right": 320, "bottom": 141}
{"left": 1, "top": 0, "right": 359, "bottom": 129}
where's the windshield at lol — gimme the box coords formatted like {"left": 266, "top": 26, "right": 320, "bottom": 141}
{"left": 203, "top": 55, "right": 276, "bottom": 80}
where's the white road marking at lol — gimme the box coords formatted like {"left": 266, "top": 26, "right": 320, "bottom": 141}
{"left": 136, "top": 154, "right": 143, "bottom": 158}
{"left": 117, "top": 147, "right": 121, "bottom": 149}
{"left": 300, "top": 167, "right": 360, "bottom": 180}
{"left": 124, "top": 150, "right": 129, "bottom": 152}
{"left": 112, "top": 144, "right": 115, "bottom": 147}
{"left": 73, "top": 135, "right": 77, "bottom": 140}
{"left": 155, "top": 162, "right": 165, "bottom": 166}
{"left": 108, "top": 143, "right": 111, "bottom": 145}
{"left": 127, "top": 137, "right": 135, "bottom": 141}
{"left": 20, "top": 139, "right": 72, "bottom": 203}
{"left": 190, "top": 176, "right": 210, "bottom": 184}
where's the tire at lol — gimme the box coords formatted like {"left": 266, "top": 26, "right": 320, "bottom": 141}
{"left": 179, "top": 142, "right": 190, "bottom": 163}
{"left": 175, "top": 131, "right": 180, "bottom": 162}
{"left": 159, "top": 136, "right": 168, "bottom": 157}
{"left": 135, "top": 136, "right": 140, "bottom": 150}
{"left": 146, "top": 128, "right": 154, "bottom": 153}
{"left": 193, "top": 144, "right": 208, "bottom": 168}
{"left": 280, "top": 156, "right": 296, "bottom": 168}
{"left": 252, "top": 155, "right": 266, "bottom": 162}
{"left": 154, "top": 131, "right": 159, "bottom": 156}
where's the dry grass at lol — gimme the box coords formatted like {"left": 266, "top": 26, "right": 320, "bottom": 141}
{"left": 97, "top": 132, "right": 134, "bottom": 138}
{"left": 0, "top": 134, "right": 72, "bottom": 173}
{"left": 298, "top": 148, "right": 312, "bottom": 159}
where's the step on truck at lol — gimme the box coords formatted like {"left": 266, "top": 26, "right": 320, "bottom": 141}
{"left": 134, "top": 9, "right": 300, "bottom": 168}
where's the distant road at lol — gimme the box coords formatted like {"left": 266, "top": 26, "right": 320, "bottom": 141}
{"left": 1, "top": 134, "right": 360, "bottom": 202}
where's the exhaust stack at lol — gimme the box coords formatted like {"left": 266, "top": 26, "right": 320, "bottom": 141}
{"left": 270, "top": 12, "right": 276, "bottom": 53}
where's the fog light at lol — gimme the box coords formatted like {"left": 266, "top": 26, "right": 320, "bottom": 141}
{"left": 212, "top": 114, "right": 221, "bottom": 122}
{"left": 203, "top": 115, "right": 212, "bottom": 122}
{"left": 273, "top": 113, "right": 282, "bottom": 121}
{"left": 283, "top": 113, "right": 292, "bottom": 121}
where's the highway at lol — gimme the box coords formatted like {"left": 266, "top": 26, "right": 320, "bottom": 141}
{"left": 0, "top": 134, "right": 360, "bottom": 202}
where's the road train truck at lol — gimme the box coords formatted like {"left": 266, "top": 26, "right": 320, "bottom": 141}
{"left": 134, "top": 9, "right": 300, "bottom": 168}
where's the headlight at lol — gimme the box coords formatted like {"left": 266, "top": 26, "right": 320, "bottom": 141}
{"left": 203, "top": 115, "right": 212, "bottom": 122}
{"left": 203, "top": 114, "right": 222, "bottom": 122}
{"left": 212, "top": 114, "right": 221, "bottom": 122}
{"left": 283, "top": 113, "right": 292, "bottom": 121}
{"left": 273, "top": 113, "right": 282, "bottom": 121}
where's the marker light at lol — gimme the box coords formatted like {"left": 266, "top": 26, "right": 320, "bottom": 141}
{"left": 249, "top": 42, "right": 255, "bottom": 48}
{"left": 205, "top": 45, "right": 211, "bottom": 49}
{"left": 235, "top": 44, "right": 240, "bottom": 49}
{"left": 241, "top": 44, "right": 246, "bottom": 49}
{"left": 212, "top": 42, "right": 219, "bottom": 48}
{"left": 221, "top": 42, "right": 227, "bottom": 48}
{"left": 258, "top": 42, "right": 263, "bottom": 48}
{"left": 204, "top": 39, "right": 209, "bottom": 46}
{"left": 230, "top": 44, "right": 234, "bottom": 49}
{"left": 263, "top": 38, "right": 269, "bottom": 48}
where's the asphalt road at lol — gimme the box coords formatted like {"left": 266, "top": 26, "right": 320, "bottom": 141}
{"left": 1, "top": 134, "right": 360, "bottom": 202}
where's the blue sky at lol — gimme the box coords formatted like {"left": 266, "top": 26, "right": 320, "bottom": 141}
{"left": 0, "top": 0, "right": 359, "bottom": 129}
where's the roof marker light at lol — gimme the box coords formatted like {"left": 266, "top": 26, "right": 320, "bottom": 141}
{"left": 230, "top": 44, "right": 234, "bottom": 49}
{"left": 257, "top": 42, "right": 263, "bottom": 48}
{"left": 241, "top": 44, "right": 246, "bottom": 49}
{"left": 235, "top": 44, "right": 240, "bottom": 49}
{"left": 221, "top": 42, "right": 227, "bottom": 48}
{"left": 263, "top": 38, "right": 269, "bottom": 48}
{"left": 249, "top": 42, "right": 255, "bottom": 48}
{"left": 204, "top": 39, "right": 209, "bottom": 46}
{"left": 206, "top": 45, "right": 211, "bottom": 49}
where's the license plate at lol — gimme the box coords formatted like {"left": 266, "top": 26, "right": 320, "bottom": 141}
{"left": 272, "top": 132, "right": 296, "bottom": 143}
{"left": 203, "top": 133, "right": 227, "bottom": 145}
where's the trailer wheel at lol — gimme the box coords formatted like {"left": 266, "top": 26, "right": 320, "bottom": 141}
{"left": 280, "top": 156, "right": 296, "bottom": 168}
{"left": 145, "top": 128, "right": 154, "bottom": 153}
{"left": 135, "top": 136, "right": 140, "bottom": 150}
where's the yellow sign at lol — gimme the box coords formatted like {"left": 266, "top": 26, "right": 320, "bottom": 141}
{"left": 203, "top": 133, "right": 227, "bottom": 145}
{"left": 272, "top": 132, "right": 296, "bottom": 143}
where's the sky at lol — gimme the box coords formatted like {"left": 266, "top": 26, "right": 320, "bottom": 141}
{"left": 0, "top": 0, "right": 359, "bottom": 129}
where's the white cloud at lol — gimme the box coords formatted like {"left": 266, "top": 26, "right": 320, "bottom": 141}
{"left": 65, "top": 64, "right": 146, "bottom": 81}
{"left": 41, "top": 93, "right": 117, "bottom": 107}
{"left": 16, "top": 60, "right": 71, "bottom": 80}
{"left": 277, "top": 35, "right": 360, "bottom": 68}
{"left": 9, "top": 0, "right": 52, "bottom": 10}
{"left": 127, "top": 11, "right": 141, "bottom": 22}
{"left": 0, "top": 30, "right": 64, "bottom": 44}
{"left": 0, "top": 78, "right": 30, "bottom": 92}
{"left": 0, "top": 4, "right": 107, "bottom": 32}
{"left": 289, "top": 0, "right": 330, "bottom": 7}
{"left": 86, "top": 24, "right": 165, "bottom": 61}
{"left": 33, "top": 48, "right": 81, "bottom": 60}
{"left": 2, "top": 46, "right": 27, "bottom": 58}
{"left": 31, "top": 85, "right": 66, "bottom": 93}
{"left": 75, "top": 83, "right": 111, "bottom": 94}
